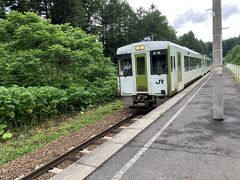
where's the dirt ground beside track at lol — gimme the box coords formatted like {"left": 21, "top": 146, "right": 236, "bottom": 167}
{"left": 0, "top": 108, "right": 133, "bottom": 180}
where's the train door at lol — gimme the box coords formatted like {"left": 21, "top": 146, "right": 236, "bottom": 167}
{"left": 118, "top": 54, "right": 134, "bottom": 95}
{"left": 135, "top": 54, "right": 148, "bottom": 92}
{"left": 171, "top": 55, "right": 177, "bottom": 94}
{"left": 177, "top": 52, "right": 182, "bottom": 83}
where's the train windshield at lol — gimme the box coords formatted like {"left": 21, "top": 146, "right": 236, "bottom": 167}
{"left": 150, "top": 50, "right": 168, "bottom": 75}
{"left": 118, "top": 54, "right": 132, "bottom": 77}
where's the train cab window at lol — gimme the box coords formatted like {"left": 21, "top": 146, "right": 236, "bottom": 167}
{"left": 151, "top": 50, "right": 168, "bottom": 75}
{"left": 118, "top": 54, "right": 132, "bottom": 77}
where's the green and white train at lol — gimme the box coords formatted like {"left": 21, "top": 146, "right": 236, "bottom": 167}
{"left": 117, "top": 41, "right": 212, "bottom": 108}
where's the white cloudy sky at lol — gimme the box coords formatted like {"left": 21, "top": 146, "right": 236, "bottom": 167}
{"left": 127, "top": 0, "right": 240, "bottom": 42}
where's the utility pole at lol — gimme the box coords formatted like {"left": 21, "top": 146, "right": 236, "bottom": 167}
{"left": 213, "top": 0, "right": 224, "bottom": 120}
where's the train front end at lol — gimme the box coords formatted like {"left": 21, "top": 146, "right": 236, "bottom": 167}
{"left": 117, "top": 41, "right": 169, "bottom": 108}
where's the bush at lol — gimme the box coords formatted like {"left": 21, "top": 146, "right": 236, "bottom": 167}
{"left": 0, "top": 12, "right": 118, "bottom": 138}
{"left": 225, "top": 44, "right": 240, "bottom": 65}
{"left": 0, "top": 11, "right": 116, "bottom": 88}
{"left": 0, "top": 80, "right": 117, "bottom": 129}
{"left": 0, "top": 86, "right": 66, "bottom": 127}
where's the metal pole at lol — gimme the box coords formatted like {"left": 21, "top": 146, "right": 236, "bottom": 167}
{"left": 213, "top": 0, "right": 224, "bottom": 120}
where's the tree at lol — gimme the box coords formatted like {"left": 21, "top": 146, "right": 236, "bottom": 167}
{"left": 149, "top": 3, "right": 157, "bottom": 13}
{"left": 4, "top": 0, "right": 32, "bottom": 12}
{"left": 0, "top": 0, "right": 184, "bottom": 61}
{"left": 0, "top": 1, "right": 6, "bottom": 19}
{"left": 1, "top": 0, "right": 52, "bottom": 18}
{"left": 50, "top": 0, "right": 84, "bottom": 27}
{"left": 141, "top": 10, "right": 177, "bottom": 42}
{"left": 81, "top": 0, "right": 101, "bottom": 33}
{"left": 136, "top": 7, "right": 147, "bottom": 22}
{"left": 205, "top": 41, "right": 212, "bottom": 58}
{"left": 179, "top": 31, "right": 207, "bottom": 54}
{"left": 0, "top": 11, "right": 115, "bottom": 88}
{"left": 204, "top": 36, "right": 240, "bottom": 58}
{"left": 90, "top": 0, "right": 138, "bottom": 60}
{"left": 223, "top": 36, "right": 240, "bottom": 56}
{"left": 225, "top": 44, "right": 240, "bottom": 65}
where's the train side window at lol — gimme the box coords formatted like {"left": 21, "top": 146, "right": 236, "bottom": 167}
{"left": 173, "top": 56, "right": 176, "bottom": 69}
{"left": 171, "top": 56, "right": 173, "bottom": 72}
{"left": 190, "top": 57, "right": 193, "bottom": 70}
{"left": 184, "top": 56, "right": 189, "bottom": 71}
{"left": 118, "top": 58, "right": 132, "bottom": 77}
{"left": 151, "top": 54, "right": 168, "bottom": 75}
{"left": 188, "top": 57, "right": 190, "bottom": 71}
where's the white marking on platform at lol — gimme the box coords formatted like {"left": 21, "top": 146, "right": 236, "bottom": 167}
{"left": 111, "top": 75, "right": 212, "bottom": 180}
{"left": 131, "top": 118, "right": 139, "bottom": 121}
{"left": 50, "top": 73, "right": 212, "bottom": 180}
{"left": 80, "top": 149, "right": 91, "bottom": 154}
{"left": 102, "top": 136, "right": 112, "bottom": 140}
{"left": 49, "top": 168, "right": 63, "bottom": 174}
{"left": 119, "top": 126, "right": 128, "bottom": 129}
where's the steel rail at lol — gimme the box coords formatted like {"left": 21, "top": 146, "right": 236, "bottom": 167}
{"left": 20, "top": 111, "right": 139, "bottom": 180}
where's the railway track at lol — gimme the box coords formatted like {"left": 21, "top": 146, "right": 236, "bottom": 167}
{"left": 19, "top": 110, "right": 145, "bottom": 180}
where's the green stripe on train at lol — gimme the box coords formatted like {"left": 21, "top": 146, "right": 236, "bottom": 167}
{"left": 168, "top": 46, "right": 172, "bottom": 96}
{"left": 135, "top": 53, "right": 148, "bottom": 92}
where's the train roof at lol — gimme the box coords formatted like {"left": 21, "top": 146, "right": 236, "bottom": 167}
{"left": 117, "top": 41, "right": 200, "bottom": 55}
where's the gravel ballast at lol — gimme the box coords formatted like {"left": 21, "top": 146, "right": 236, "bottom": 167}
{"left": 0, "top": 108, "right": 133, "bottom": 180}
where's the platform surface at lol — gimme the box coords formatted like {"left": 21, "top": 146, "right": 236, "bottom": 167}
{"left": 87, "top": 69, "right": 240, "bottom": 180}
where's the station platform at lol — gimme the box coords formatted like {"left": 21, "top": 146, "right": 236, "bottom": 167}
{"left": 53, "top": 69, "right": 240, "bottom": 180}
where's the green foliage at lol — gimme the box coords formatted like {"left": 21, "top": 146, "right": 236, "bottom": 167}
{"left": 140, "top": 10, "right": 177, "bottom": 42}
{"left": 2, "top": 132, "right": 13, "bottom": 139}
{"left": 223, "top": 37, "right": 240, "bottom": 57}
{"left": 1, "top": 1, "right": 179, "bottom": 61}
{"left": 0, "top": 1, "right": 5, "bottom": 19}
{"left": 1, "top": 0, "right": 51, "bottom": 18}
{"left": 0, "top": 100, "right": 123, "bottom": 166}
{"left": 0, "top": 124, "right": 7, "bottom": 135}
{"left": 0, "top": 124, "right": 12, "bottom": 140}
{"left": 0, "top": 81, "right": 117, "bottom": 129}
{"left": 0, "top": 12, "right": 117, "bottom": 138}
{"left": 179, "top": 31, "right": 207, "bottom": 54}
{"left": 225, "top": 44, "right": 240, "bottom": 65}
{"left": 50, "top": 0, "right": 84, "bottom": 27}
{"left": 205, "top": 36, "right": 240, "bottom": 58}
{"left": 0, "top": 11, "right": 115, "bottom": 88}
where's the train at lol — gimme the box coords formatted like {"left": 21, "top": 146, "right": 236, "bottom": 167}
{"left": 117, "top": 41, "right": 212, "bottom": 108}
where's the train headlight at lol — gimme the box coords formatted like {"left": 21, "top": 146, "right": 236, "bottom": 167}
{"left": 135, "top": 45, "right": 145, "bottom": 51}
{"left": 135, "top": 46, "right": 140, "bottom": 51}
{"left": 140, "top": 45, "right": 145, "bottom": 50}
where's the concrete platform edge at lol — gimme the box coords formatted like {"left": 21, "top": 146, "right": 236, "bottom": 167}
{"left": 50, "top": 72, "right": 211, "bottom": 180}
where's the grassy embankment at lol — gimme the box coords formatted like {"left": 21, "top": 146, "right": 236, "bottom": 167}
{"left": 0, "top": 100, "right": 123, "bottom": 166}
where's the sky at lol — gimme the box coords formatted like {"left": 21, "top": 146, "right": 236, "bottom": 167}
{"left": 127, "top": 0, "right": 240, "bottom": 42}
